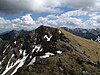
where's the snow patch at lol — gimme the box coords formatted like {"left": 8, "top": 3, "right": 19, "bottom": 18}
{"left": 33, "top": 45, "right": 35, "bottom": 48}
{"left": 3, "top": 45, "right": 9, "bottom": 53}
{"left": 95, "top": 36, "right": 100, "bottom": 42}
{"left": 21, "top": 44, "right": 23, "bottom": 46}
{"left": 3, "top": 49, "right": 7, "bottom": 54}
{"left": 59, "top": 67, "right": 64, "bottom": 71}
{"left": 1, "top": 56, "right": 6, "bottom": 62}
{"left": 82, "top": 31, "right": 87, "bottom": 33}
{"left": 1, "top": 54, "right": 14, "bottom": 75}
{"left": 36, "top": 45, "right": 42, "bottom": 52}
{"left": 19, "top": 49, "right": 22, "bottom": 55}
{"left": 58, "top": 31, "right": 62, "bottom": 34}
{"left": 0, "top": 61, "right": 1, "bottom": 70}
{"left": 30, "top": 56, "right": 32, "bottom": 59}
{"left": 82, "top": 71, "right": 91, "bottom": 75}
{"left": 40, "top": 52, "right": 54, "bottom": 58}
{"left": 11, "top": 55, "right": 28, "bottom": 75}
{"left": 57, "top": 51, "right": 62, "bottom": 54}
{"left": 1, "top": 52, "right": 28, "bottom": 75}
{"left": 28, "top": 57, "right": 36, "bottom": 65}
{"left": 23, "top": 50, "right": 26, "bottom": 56}
{"left": 44, "top": 35, "right": 52, "bottom": 41}
{"left": 90, "top": 38, "right": 93, "bottom": 41}
{"left": 39, "top": 48, "right": 43, "bottom": 52}
{"left": 32, "top": 45, "right": 41, "bottom": 53}
{"left": 14, "top": 41, "right": 17, "bottom": 44}
{"left": 0, "top": 61, "right": 1, "bottom": 65}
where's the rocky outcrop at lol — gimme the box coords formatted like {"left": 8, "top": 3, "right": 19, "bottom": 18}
{"left": 0, "top": 26, "right": 100, "bottom": 75}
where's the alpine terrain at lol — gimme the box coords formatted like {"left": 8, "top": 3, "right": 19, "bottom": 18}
{"left": 61, "top": 27, "right": 100, "bottom": 42}
{"left": 0, "top": 26, "right": 100, "bottom": 75}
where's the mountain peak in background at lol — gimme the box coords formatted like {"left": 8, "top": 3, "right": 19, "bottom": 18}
{"left": 61, "top": 27, "right": 100, "bottom": 42}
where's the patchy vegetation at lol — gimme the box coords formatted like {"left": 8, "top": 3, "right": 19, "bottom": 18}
{"left": 0, "top": 26, "right": 100, "bottom": 75}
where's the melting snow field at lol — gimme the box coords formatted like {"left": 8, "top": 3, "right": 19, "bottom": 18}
{"left": 32, "top": 45, "right": 41, "bottom": 53}
{"left": 11, "top": 55, "right": 28, "bottom": 75}
{"left": 3, "top": 45, "right": 9, "bottom": 53}
{"left": 57, "top": 51, "right": 62, "bottom": 54}
{"left": 14, "top": 41, "right": 17, "bottom": 44}
{"left": 44, "top": 35, "right": 52, "bottom": 41}
{"left": 1, "top": 33, "right": 63, "bottom": 75}
{"left": 1, "top": 50, "right": 28, "bottom": 75}
{"left": 40, "top": 52, "right": 54, "bottom": 58}
{"left": 58, "top": 31, "right": 62, "bottom": 34}
{"left": 1, "top": 54, "right": 15, "bottom": 75}
{"left": 19, "top": 49, "right": 23, "bottom": 54}
{"left": 28, "top": 57, "right": 36, "bottom": 65}
{"left": 0, "top": 61, "right": 1, "bottom": 65}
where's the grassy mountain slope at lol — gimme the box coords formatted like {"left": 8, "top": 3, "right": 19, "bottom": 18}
{"left": 12, "top": 26, "right": 100, "bottom": 75}
{"left": 60, "top": 28, "right": 100, "bottom": 63}
{"left": 1, "top": 26, "right": 100, "bottom": 75}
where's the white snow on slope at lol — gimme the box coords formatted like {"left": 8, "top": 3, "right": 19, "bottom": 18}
{"left": 1, "top": 54, "right": 14, "bottom": 75}
{"left": 58, "top": 31, "right": 62, "bottom": 34}
{"left": 11, "top": 55, "right": 28, "bottom": 75}
{"left": 0, "top": 61, "right": 1, "bottom": 70}
{"left": 14, "top": 41, "right": 17, "bottom": 44}
{"left": 44, "top": 35, "right": 52, "bottom": 41}
{"left": 57, "top": 51, "right": 62, "bottom": 54}
{"left": 82, "top": 31, "right": 87, "bottom": 33}
{"left": 1, "top": 50, "right": 28, "bottom": 75}
{"left": 32, "top": 45, "right": 41, "bottom": 53}
{"left": 3, "top": 45, "right": 10, "bottom": 53}
{"left": 23, "top": 50, "right": 27, "bottom": 56}
{"left": 0, "top": 61, "right": 1, "bottom": 65}
{"left": 95, "top": 36, "right": 100, "bottom": 42}
{"left": 30, "top": 56, "right": 32, "bottom": 59}
{"left": 1, "top": 56, "right": 6, "bottom": 63}
{"left": 19, "top": 49, "right": 22, "bottom": 54}
{"left": 21, "top": 44, "right": 23, "bottom": 46}
{"left": 39, "top": 48, "right": 43, "bottom": 52}
{"left": 28, "top": 57, "right": 36, "bottom": 65}
{"left": 40, "top": 52, "right": 54, "bottom": 58}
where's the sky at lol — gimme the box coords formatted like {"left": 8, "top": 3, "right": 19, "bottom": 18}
{"left": 0, "top": 0, "right": 100, "bottom": 33}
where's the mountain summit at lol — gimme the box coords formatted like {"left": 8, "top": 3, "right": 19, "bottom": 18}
{"left": 0, "top": 26, "right": 100, "bottom": 75}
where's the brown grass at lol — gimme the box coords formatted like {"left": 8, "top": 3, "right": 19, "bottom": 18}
{"left": 60, "top": 28, "right": 100, "bottom": 63}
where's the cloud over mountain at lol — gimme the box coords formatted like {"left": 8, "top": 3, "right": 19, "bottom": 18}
{"left": 0, "top": 0, "right": 99, "bottom": 13}
{"left": 0, "top": 9, "right": 100, "bottom": 34}
{"left": 63, "top": 0, "right": 96, "bottom": 10}
{"left": 0, "top": 0, "right": 100, "bottom": 33}
{"left": 0, "top": 0, "right": 62, "bottom": 13}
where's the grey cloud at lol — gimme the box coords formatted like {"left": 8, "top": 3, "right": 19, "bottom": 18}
{"left": 0, "top": 0, "right": 98, "bottom": 14}
{"left": 0, "top": 0, "right": 21, "bottom": 13}
{"left": 62, "top": 0, "right": 96, "bottom": 10}
{"left": 0, "top": 9, "right": 100, "bottom": 34}
{"left": 0, "top": 0, "right": 62, "bottom": 14}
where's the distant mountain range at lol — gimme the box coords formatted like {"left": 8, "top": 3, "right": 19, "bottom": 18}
{"left": 1, "top": 27, "right": 100, "bottom": 42}
{"left": 0, "top": 26, "right": 100, "bottom": 75}
{"left": 61, "top": 27, "right": 100, "bottom": 42}
{"left": 0, "top": 30, "right": 31, "bottom": 41}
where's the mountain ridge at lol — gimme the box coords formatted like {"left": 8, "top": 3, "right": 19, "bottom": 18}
{"left": 0, "top": 26, "right": 100, "bottom": 75}
{"left": 61, "top": 27, "right": 100, "bottom": 42}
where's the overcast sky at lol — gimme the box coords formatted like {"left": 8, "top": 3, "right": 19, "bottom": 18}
{"left": 0, "top": 0, "right": 100, "bottom": 33}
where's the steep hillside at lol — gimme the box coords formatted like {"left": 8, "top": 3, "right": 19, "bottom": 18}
{"left": 0, "top": 26, "right": 100, "bottom": 75}
{"left": 0, "top": 30, "right": 31, "bottom": 41}
{"left": 60, "top": 28, "right": 100, "bottom": 63}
